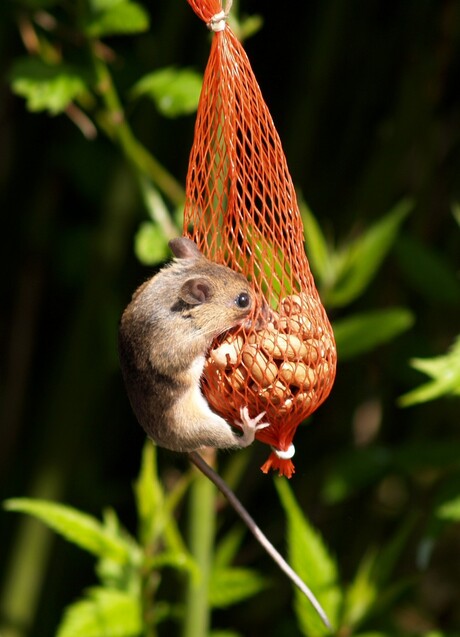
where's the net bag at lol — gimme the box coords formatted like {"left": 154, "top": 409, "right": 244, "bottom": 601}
{"left": 184, "top": 0, "right": 337, "bottom": 477}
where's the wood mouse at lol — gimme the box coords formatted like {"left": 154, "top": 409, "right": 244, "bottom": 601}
{"left": 118, "top": 236, "right": 331, "bottom": 628}
{"left": 118, "top": 236, "right": 269, "bottom": 453}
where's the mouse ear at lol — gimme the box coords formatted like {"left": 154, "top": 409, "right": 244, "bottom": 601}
{"left": 169, "top": 237, "right": 202, "bottom": 260}
{"left": 179, "top": 277, "right": 213, "bottom": 305}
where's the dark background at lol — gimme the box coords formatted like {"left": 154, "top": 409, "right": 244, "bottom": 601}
{"left": 1, "top": 1, "right": 459, "bottom": 635}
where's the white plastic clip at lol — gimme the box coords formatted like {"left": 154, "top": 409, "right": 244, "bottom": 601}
{"left": 272, "top": 444, "right": 295, "bottom": 460}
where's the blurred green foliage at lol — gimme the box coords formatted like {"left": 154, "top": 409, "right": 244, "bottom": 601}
{"left": 1, "top": 0, "right": 459, "bottom": 636}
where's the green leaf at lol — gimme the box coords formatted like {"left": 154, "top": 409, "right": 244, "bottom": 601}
{"left": 274, "top": 479, "right": 342, "bottom": 636}
{"left": 133, "top": 443, "right": 197, "bottom": 580}
{"left": 343, "top": 551, "right": 379, "bottom": 628}
{"left": 134, "top": 221, "right": 169, "bottom": 266}
{"left": 453, "top": 202, "right": 460, "bottom": 227}
{"left": 4, "top": 499, "right": 137, "bottom": 563}
{"left": 133, "top": 441, "right": 165, "bottom": 545}
{"left": 9, "top": 58, "right": 89, "bottom": 115}
{"left": 85, "top": 1, "right": 149, "bottom": 38}
{"left": 210, "top": 631, "right": 242, "bottom": 637}
{"left": 131, "top": 67, "right": 203, "bottom": 118}
{"left": 56, "top": 587, "right": 142, "bottom": 637}
{"left": 89, "top": 0, "right": 125, "bottom": 10}
{"left": 333, "top": 307, "right": 414, "bottom": 361}
{"left": 437, "top": 495, "right": 460, "bottom": 521}
{"left": 209, "top": 567, "right": 267, "bottom": 609}
{"left": 398, "top": 336, "right": 460, "bottom": 407}
{"left": 343, "top": 518, "right": 414, "bottom": 628}
{"left": 214, "top": 526, "right": 246, "bottom": 568}
{"left": 326, "top": 199, "right": 412, "bottom": 307}
{"left": 300, "top": 198, "right": 332, "bottom": 284}
{"left": 95, "top": 510, "right": 141, "bottom": 593}
{"left": 395, "top": 234, "right": 460, "bottom": 306}
{"left": 230, "top": 13, "right": 263, "bottom": 41}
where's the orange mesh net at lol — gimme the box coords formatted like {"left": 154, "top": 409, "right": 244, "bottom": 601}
{"left": 184, "top": 0, "right": 337, "bottom": 477}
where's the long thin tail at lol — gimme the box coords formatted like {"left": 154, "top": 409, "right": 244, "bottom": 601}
{"left": 188, "top": 450, "right": 332, "bottom": 631}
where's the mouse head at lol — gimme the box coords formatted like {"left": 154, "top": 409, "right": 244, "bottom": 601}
{"left": 169, "top": 237, "right": 255, "bottom": 338}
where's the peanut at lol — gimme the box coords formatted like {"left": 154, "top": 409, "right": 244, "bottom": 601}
{"left": 241, "top": 344, "right": 278, "bottom": 387}
{"left": 257, "top": 380, "right": 289, "bottom": 405}
{"left": 281, "top": 294, "right": 304, "bottom": 314}
{"left": 278, "top": 397, "right": 294, "bottom": 414}
{"left": 279, "top": 361, "right": 317, "bottom": 389}
{"left": 294, "top": 391, "right": 313, "bottom": 410}
{"left": 209, "top": 335, "right": 244, "bottom": 369}
{"left": 227, "top": 366, "right": 246, "bottom": 391}
{"left": 259, "top": 330, "right": 307, "bottom": 360}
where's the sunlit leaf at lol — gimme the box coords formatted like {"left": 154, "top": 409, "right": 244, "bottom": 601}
{"left": 133, "top": 442, "right": 164, "bottom": 545}
{"left": 275, "top": 479, "right": 342, "bottom": 636}
{"left": 85, "top": 1, "right": 149, "bottom": 37}
{"left": 437, "top": 495, "right": 460, "bottom": 521}
{"left": 89, "top": 0, "right": 125, "bottom": 10}
{"left": 300, "top": 198, "right": 332, "bottom": 284}
{"left": 333, "top": 307, "right": 414, "bottom": 361}
{"left": 134, "top": 221, "right": 169, "bottom": 266}
{"left": 327, "top": 199, "right": 412, "bottom": 307}
{"left": 209, "top": 567, "right": 267, "bottom": 608}
{"left": 452, "top": 203, "right": 460, "bottom": 227}
{"left": 56, "top": 587, "right": 142, "bottom": 637}
{"left": 133, "top": 444, "right": 197, "bottom": 582}
{"left": 9, "top": 58, "right": 89, "bottom": 115}
{"left": 230, "top": 13, "right": 263, "bottom": 41}
{"left": 343, "top": 551, "right": 378, "bottom": 628}
{"left": 4, "top": 499, "right": 136, "bottom": 563}
{"left": 398, "top": 336, "right": 460, "bottom": 407}
{"left": 131, "top": 67, "right": 203, "bottom": 118}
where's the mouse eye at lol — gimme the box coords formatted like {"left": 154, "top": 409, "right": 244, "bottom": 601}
{"left": 235, "top": 292, "right": 251, "bottom": 309}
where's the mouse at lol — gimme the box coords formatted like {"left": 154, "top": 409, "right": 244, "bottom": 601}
{"left": 118, "top": 236, "right": 269, "bottom": 453}
{"left": 117, "top": 236, "right": 331, "bottom": 627}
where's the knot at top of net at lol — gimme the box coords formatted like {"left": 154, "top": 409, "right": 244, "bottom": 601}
{"left": 187, "top": 0, "right": 233, "bottom": 32}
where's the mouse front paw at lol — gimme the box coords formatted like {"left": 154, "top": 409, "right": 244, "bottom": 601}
{"left": 235, "top": 406, "right": 270, "bottom": 447}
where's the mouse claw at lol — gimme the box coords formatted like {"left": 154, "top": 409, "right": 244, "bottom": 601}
{"left": 240, "top": 406, "right": 270, "bottom": 430}
{"left": 235, "top": 406, "right": 270, "bottom": 447}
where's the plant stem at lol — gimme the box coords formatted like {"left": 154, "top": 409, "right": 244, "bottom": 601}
{"left": 91, "top": 51, "right": 186, "bottom": 209}
{"left": 182, "top": 452, "right": 216, "bottom": 637}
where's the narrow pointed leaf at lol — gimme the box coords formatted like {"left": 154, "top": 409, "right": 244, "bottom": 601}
{"left": 300, "top": 199, "right": 331, "bottom": 283}
{"left": 398, "top": 336, "right": 460, "bottom": 406}
{"left": 327, "top": 199, "right": 412, "bottom": 307}
{"left": 4, "top": 499, "right": 135, "bottom": 563}
{"left": 209, "top": 567, "right": 267, "bottom": 608}
{"left": 333, "top": 308, "right": 414, "bottom": 360}
{"left": 275, "top": 479, "right": 342, "bottom": 636}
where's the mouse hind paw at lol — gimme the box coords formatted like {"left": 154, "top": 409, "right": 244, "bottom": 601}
{"left": 235, "top": 406, "right": 270, "bottom": 447}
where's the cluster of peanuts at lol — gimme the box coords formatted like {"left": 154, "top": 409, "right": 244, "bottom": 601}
{"left": 205, "top": 292, "right": 336, "bottom": 417}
